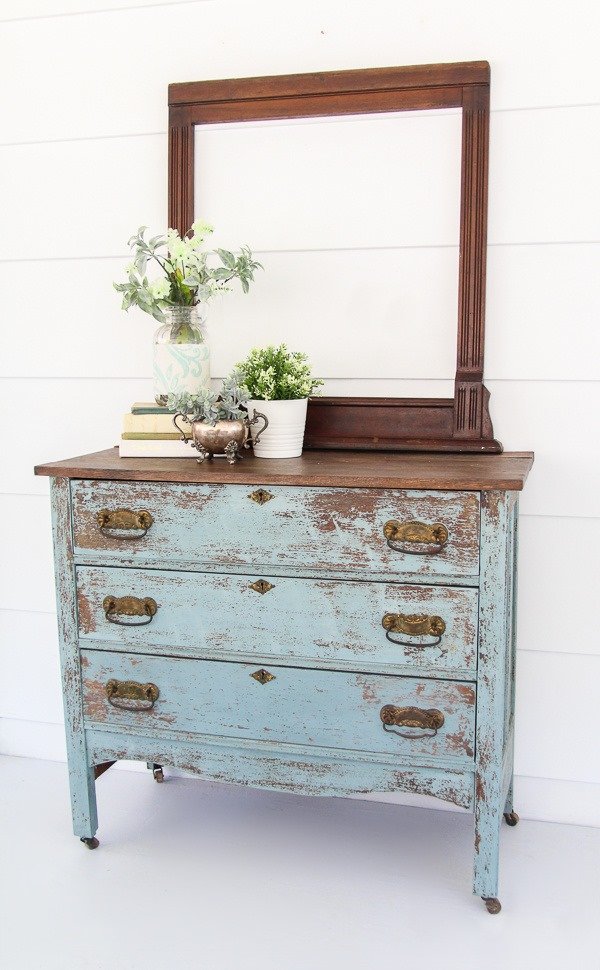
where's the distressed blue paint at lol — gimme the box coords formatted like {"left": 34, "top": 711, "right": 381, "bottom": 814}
{"left": 81, "top": 650, "right": 476, "bottom": 765}
{"left": 473, "top": 490, "right": 515, "bottom": 899}
{"left": 503, "top": 498, "right": 519, "bottom": 817}
{"left": 77, "top": 565, "right": 478, "bottom": 678}
{"left": 47, "top": 471, "right": 525, "bottom": 906}
{"left": 50, "top": 477, "right": 98, "bottom": 839}
{"left": 86, "top": 729, "right": 475, "bottom": 808}
{"left": 71, "top": 480, "right": 481, "bottom": 578}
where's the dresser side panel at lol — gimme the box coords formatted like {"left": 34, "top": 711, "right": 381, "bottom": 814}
{"left": 473, "top": 489, "right": 512, "bottom": 898}
{"left": 50, "top": 477, "right": 97, "bottom": 836}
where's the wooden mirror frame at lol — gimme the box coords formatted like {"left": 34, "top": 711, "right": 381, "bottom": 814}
{"left": 168, "top": 60, "right": 502, "bottom": 453}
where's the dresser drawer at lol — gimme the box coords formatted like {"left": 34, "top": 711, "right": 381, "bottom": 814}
{"left": 77, "top": 566, "right": 478, "bottom": 676}
{"left": 71, "top": 480, "right": 480, "bottom": 577}
{"left": 81, "top": 650, "right": 476, "bottom": 763}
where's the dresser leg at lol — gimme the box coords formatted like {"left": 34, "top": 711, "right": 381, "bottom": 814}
{"left": 68, "top": 760, "right": 99, "bottom": 842}
{"left": 473, "top": 786, "right": 502, "bottom": 902}
{"left": 474, "top": 491, "right": 513, "bottom": 912}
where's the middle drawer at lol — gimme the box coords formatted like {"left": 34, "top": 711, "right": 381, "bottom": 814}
{"left": 77, "top": 566, "right": 478, "bottom": 677}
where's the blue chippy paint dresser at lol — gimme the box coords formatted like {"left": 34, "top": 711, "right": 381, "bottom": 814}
{"left": 36, "top": 447, "right": 533, "bottom": 913}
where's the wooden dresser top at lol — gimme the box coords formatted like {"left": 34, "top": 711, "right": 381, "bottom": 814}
{"left": 35, "top": 448, "right": 534, "bottom": 491}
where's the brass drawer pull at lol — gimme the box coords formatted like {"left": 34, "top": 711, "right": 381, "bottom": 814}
{"left": 380, "top": 705, "right": 445, "bottom": 739}
{"left": 103, "top": 595, "right": 158, "bottom": 626}
{"left": 106, "top": 679, "right": 159, "bottom": 712}
{"left": 97, "top": 508, "right": 154, "bottom": 539}
{"left": 383, "top": 520, "right": 449, "bottom": 555}
{"left": 382, "top": 612, "right": 446, "bottom": 647}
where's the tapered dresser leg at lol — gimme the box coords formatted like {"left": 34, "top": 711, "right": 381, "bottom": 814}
{"left": 474, "top": 781, "right": 502, "bottom": 911}
{"left": 69, "top": 761, "right": 99, "bottom": 841}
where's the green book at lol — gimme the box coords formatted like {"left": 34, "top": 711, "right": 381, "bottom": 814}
{"left": 131, "top": 401, "right": 176, "bottom": 415}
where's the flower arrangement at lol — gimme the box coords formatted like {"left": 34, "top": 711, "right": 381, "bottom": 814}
{"left": 235, "top": 344, "right": 323, "bottom": 401}
{"left": 167, "top": 369, "right": 250, "bottom": 426}
{"left": 114, "top": 222, "right": 262, "bottom": 323}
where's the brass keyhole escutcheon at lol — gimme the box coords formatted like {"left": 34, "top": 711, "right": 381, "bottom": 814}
{"left": 249, "top": 580, "right": 274, "bottom": 594}
{"left": 248, "top": 489, "right": 274, "bottom": 505}
{"left": 250, "top": 669, "right": 275, "bottom": 684}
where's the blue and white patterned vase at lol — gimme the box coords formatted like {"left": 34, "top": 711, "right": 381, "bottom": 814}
{"left": 153, "top": 304, "right": 210, "bottom": 405}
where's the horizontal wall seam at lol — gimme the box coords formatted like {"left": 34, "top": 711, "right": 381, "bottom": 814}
{"left": 0, "top": 0, "right": 212, "bottom": 26}
{"left": 1, "top": 102, "right": 599, "bottom": 149}
{"left": 1, "top": 606, "right": 599, "bottom": 661}
{"left": 0, "top": 492, "right": 599, "bottom": 525}
{"left": 0, "top": 719, "right": 598, "bottom": 788}
{"left": 1, "top": 240, "right": 599, "bottom": 265}
{"left": 2, "top": 376, "right": 600, "bottom": 384}
{"left": 0, "top": 607, "right": 56, "bottom": 617}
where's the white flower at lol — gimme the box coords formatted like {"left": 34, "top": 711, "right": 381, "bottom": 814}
{"left": 149, "top": 278, "right": 171, "bottom": 300}
{"left": 191, "top": 219, "right": 214, "bottom": 242}
{"left": 168, "top": 237, "right": 189, "bottom": 261}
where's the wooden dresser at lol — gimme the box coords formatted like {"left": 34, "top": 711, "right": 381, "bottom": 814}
{"left": 36, "top": 448, "right": 533, "bottom": 913}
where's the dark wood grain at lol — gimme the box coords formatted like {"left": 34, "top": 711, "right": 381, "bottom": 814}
{"left": 34, "top": 448, "right": 534, "bottom": 491}
{"left": 305, "top": 397, "right": 500, "bottom": 452}
{"left": 168, "top": 61, "right": 498, "bottom": 454}
{"left": 168, "top": 62, "right": 490, "bottom": 106}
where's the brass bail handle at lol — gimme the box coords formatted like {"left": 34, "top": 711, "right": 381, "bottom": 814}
{"left": 105, "top": 679, "right": 159, "bottom": 712}
{"left": 383, "top": 520, "right": 449, "bottom": 555}
{"left": 381, "top": 612, "right": 446, "bottom": 648}
{"left": 380, "top": 705, "right": 445, "bottom": 739}
{"left": 103, "top": 595, "right": 158, "bottom": 627}
{"left": 248, "top": 409, "right": 269, "bottom": 446}
{"left": 97, "top": 508, "right": 154, "bottom": 539}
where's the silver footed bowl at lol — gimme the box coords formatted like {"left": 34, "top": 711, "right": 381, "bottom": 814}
{"left": 173, "top": 411, "right": 268, "bottom": 464}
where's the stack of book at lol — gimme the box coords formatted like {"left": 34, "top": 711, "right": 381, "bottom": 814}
{"left": 119, "top": 402, "right": 194, "bottom": 457}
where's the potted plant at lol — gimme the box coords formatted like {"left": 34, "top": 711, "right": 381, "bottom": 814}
{"left": 235, "top": 344, "right": 323, "bottom": 458}
{"left": 114, "top": 223, "right": 262, "bottom": 405}
{"left": 168, "top": 371, "right": 267, "bottom": 464}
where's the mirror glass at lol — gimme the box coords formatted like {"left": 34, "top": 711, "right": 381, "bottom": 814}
{"left": 195, "top": 108, "right": 462, "bottom": 397}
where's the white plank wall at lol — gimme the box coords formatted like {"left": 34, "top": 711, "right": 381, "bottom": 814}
{"left": 0, "top": 0, "right": 598, "bottom": 827}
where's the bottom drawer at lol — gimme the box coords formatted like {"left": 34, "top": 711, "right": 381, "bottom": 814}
{"left": 81, "top": 650, "right": 475, "bottom": 763}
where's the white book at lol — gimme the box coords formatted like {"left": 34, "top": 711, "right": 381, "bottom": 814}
{"left": 119, "top": 438, "right": 197, "bottom": 458}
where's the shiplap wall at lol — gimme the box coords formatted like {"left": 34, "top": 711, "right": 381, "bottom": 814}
{"left": 1, "top": 0, "right": 599, "bottom": 827}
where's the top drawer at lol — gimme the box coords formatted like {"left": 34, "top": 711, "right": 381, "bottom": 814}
{"left": 71, "top": 480, "right": 480, "bottom": 577}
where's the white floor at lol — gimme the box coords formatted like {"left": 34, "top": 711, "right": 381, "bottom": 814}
{"left": 0, "top": 756, "right": 597, "bottom": 970}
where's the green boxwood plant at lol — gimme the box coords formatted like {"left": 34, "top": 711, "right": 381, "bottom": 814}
{"left": 235, "top": 344, "right": 323, "bottom": 400}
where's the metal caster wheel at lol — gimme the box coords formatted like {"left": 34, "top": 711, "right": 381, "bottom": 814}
{"left": 483, "top": 897, "right": 501, "bottom": 915}
{"left": 147, "top": 762, "right": 164, "bottom": 782}
{"left": 504, "top": 811, "right": 519, "bottom": 826}
{"left": 80, "top": 836, "right": 99, "bottom": 850}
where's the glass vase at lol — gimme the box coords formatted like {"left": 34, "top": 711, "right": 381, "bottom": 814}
{"left": 153, "top": 304, "right": 210, "bottom": 406}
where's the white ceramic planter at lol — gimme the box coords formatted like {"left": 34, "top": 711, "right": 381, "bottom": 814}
{"left": 247, "top": 398, "right": 308, "bottom": 458}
